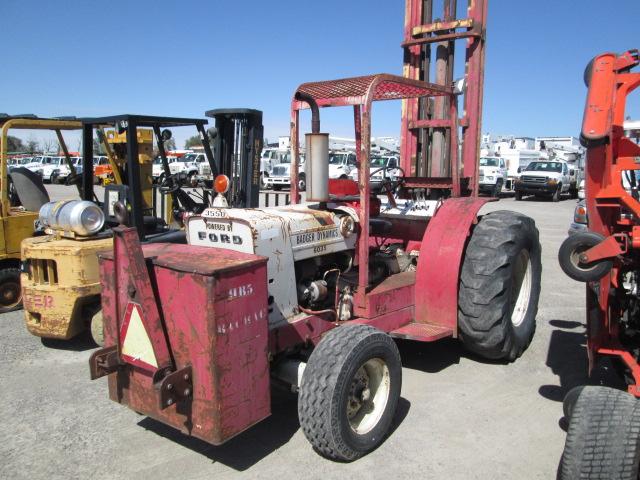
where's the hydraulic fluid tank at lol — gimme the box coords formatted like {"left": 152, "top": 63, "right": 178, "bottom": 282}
{"left": 305, "top": 133, "right": 329, "bottom": 202}
{"left": 39, "top": 200, "right": 105, "bottom": 236}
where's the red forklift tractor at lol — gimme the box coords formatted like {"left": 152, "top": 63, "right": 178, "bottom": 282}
{"left": 89, "top": 0, "right": 541, "bottom": 460}
{"left": 558, "top": 49, "right": 640, "bottom": 479}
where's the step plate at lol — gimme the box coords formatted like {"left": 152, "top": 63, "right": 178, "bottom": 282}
{"left": 390, "top": 323, "right": 453, "bottom": 342}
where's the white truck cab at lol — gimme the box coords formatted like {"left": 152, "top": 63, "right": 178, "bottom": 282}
{"left": 479, "top": 156, "right": 508, "bottom": 196}
{"left": 514, "top": 160, "right": 578, "bottom": 202}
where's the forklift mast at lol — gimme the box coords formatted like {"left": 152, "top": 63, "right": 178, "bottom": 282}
{"left": 401, "top": 0, "right": 487, "bottom": 196}
{"left": 205, "top": 108, "right": 263, "bottom": 208}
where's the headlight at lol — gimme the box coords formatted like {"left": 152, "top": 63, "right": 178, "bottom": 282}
{"left": 39, "top": 200, "right": 105, "bottom": 236}
{"left": 548, "top": 178, "right": 557, "bottom": 185}
{"left": 574, "top": 204, "right": 588, "bottom": 224}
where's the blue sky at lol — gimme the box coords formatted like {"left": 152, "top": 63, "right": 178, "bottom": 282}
{"left": 1, "top": 0, "right": 639, "bottom": 148}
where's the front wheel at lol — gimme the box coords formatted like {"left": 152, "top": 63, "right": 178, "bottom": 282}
{"left": 0, "top": 267, "right": 22, "bottom": 313}
{"left": 298, "top": 324, "right": 402, "bottom": 461}
{"left": 298, "top": 174, "right": 307, "bottom": 192}
{"left": 492, "top": 180, "right": 503, "bottom": 198}
{"left": 552, "top": 185, "right": 562, "bottom": 202}
{"left": 558, "top": 231, "right": 612, "bottom": 282}
{"left": 515, "top": 190, "right": 523, "bottom": 201}
{"left": 458, "top": 211, "right": 542, "bottom": 361}
{"left": 260, "top": 173, "right": 269, "bottom": 190}
{"left": 560, "top": 386, "right": 640, "bottom": 479}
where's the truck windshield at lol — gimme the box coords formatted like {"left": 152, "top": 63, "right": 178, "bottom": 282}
{"left": 329, "top": 154, "right": 347, "bottom": 165}
{"left": 480, "top": 157, "right": 498, "bottom": 167}
{"left": 181, "top": 154, "right": 198, "bottom": 162}
{"left": 371, "top": 157, "right": 387, "bottom": 167}
{"left": 525, "top": 162, "right": 562, "bottom": 172}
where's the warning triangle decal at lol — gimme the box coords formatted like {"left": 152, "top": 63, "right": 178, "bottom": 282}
{"left": 120, "top": 302, "right": 158, "bottom": 371}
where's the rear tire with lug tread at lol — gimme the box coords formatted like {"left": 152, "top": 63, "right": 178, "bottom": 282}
{"left": 298, "top": 324, "right": 402, "bottom": 461}
{"left": 560, "top": 386, "right": 640, "bottom": 479}
{"left": 0, "top": 267, "right": 22, "bottom": 313}
{"left": 458, "top": 211, "right": 542, "bottom": 361}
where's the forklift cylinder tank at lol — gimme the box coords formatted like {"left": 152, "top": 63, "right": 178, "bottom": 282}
{"left": 305, "top": 133, "right": 329, "bottom": 202}
{"left": 39, "top": 200, "right": 105, "bottom": 236}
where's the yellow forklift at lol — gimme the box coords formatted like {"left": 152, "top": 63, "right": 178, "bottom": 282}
{"left": 0, "top": 115, "right": 82, "bottom": 313}
{"left": 21, "top": 114, "right": 226, "bottom": 344}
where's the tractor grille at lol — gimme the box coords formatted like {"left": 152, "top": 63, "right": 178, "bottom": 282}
{"left": 521, "top": 175, "right": 547, "bottom": 184}
{"left": 272, "top": 166, "right": 288, "bottom": 176}
{"left": 29, "top": 259, "right": 59, "bottom": 285}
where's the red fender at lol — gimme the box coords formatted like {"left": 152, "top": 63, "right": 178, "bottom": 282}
{"left": 414, "top": 197, "right": 491, "bottom": 335}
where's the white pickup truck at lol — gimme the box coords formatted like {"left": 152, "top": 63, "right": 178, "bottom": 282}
{"left": 479, "top": 156, "right": 508, "bottom": 196}
{"left": 514, "top": 160, "right": 579, "bottom": 201}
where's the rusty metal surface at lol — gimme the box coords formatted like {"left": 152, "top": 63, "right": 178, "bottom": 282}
{"left": 365, "top": 271, "right": 415, "bottom": 319}
{"left": 89, "top": 345, "right": 120, "bottom": 380}
{"left": 414, "top": 197, "right": 489, "bottom": 335}
{"left": 389, "top": 322, "right": 453, "bottom": 341}
{"left": 97, "top": 230, "right": 271, "bottom": 444}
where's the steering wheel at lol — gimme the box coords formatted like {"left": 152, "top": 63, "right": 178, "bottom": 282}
{"left": 159, "top": 173, "right": 181, "bottom": 194}
{"left": 370, "top": 166, "right": 405, "bottom": 194}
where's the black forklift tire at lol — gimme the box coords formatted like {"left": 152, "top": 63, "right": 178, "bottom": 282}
{"left": 0, "top": 267, "right": 22, "bottom": 313}
{"left": 558, "top": 231, "right": 612, "bottom": 282}
{"left": 491, "top": 179, "right": 503, "bottom": 198}
{"left": 90, "top": 309, "right": 104, "bottom": 347}
{"left": 552, "top": 185, "right": 562, "bottom": 202}
{"left": 515, "top": 190, "right": 523, "bottom": 201}
{"left": 298, "top": 324, "right": 402, "bottom": 461}
{"left": 458, "top": 211, "right": 541, "bottom": 361}
{"left": 560, "top": 386, "right": 640, "bottom": 480}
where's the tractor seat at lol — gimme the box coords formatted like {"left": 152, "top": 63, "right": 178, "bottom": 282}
{"left": 143, "top": 229, "right": 186, "bottom": 244}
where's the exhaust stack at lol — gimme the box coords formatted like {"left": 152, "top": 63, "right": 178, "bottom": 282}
{"left": 295, "top": 92, "right": 329, "bottom": 202}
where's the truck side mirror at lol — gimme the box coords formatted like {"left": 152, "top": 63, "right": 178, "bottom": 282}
{"left": 517, "top": 167, "right": 522, "bottom": 173}
{"left": 570, "top": 169, "right": 575, "bottom": 176}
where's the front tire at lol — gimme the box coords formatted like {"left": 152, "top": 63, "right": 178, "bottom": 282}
{"left": 552, "top": 184, "right": 562, "bottom": 202}
{"left": 0, "top": 267, "right": 22, "bottom": 313}
{"left": 298, "top": 324, "right": 402, "bottom": 461}
{"left": 298, "top": 173, "right": 307, "bottom": 192}
{"left": 560, "top": 386, "right": 640, "bottom": 479}
{"left": 515, "top": 190, "right": 523, "bottom": 201}
{"left": 458, "top": 211, "right": 542, "bottom": 361}
{"left": 492, "top": 180, "right": 503, "bottom": 198}
{"left": 558, "top": 231, "right": 612, "bottom": 282}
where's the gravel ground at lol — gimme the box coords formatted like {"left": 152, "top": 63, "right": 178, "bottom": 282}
{"left": 1, "top": 187, "right": 617, "bottom": 479}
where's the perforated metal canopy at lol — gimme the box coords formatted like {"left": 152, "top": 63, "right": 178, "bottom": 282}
{"left": 293, "top": 73, "right": 453, "bottom": 109}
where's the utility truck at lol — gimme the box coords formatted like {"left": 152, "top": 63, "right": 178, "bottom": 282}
{"left": 514, "top": 159, "right": 577, "bottom": 201}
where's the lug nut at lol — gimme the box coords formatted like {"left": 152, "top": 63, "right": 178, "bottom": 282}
{"left": 183, "top": 374, "right": 190, "bottom": 381}
{"left": 167, "top": 383, "right": 173, "bottom": 390}
{"left": 183, "top": 388, "right": 191, "bottom": 397}
{"left": 167, "top": 398, "right": 173, "bottom": 406}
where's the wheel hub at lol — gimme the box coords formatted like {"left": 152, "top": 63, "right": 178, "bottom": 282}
{"left": 346, "top": 358, "right": 391, "bottom": 435}
{"left": 0, "top": 281, "right": 20, "bottom": 308}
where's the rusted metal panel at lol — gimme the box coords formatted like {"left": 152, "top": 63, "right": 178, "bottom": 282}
{"left": 414, "top": 197, "right": 490, "bottom": 335}
{"left": 98, "top": 232, "right": 270, "bottom": 444}
{"left": 364, "top": 271, "right": 415, "bottom": 319}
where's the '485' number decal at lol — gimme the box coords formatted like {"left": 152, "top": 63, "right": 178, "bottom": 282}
{"left": 228, "top": 283, "right": 253, "bottom": 299}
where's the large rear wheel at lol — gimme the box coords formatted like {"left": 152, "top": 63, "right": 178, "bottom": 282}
{"left": 458, "top": 211, "right": 541, "bottom": 361}
{"left": 560, "top": 386, "right": 640, "bottom": 479}
{"left": 298, "top": 324, "right": 402, "bottom": 461}
{"left": 0, "top": 267, "right": 22, "bottom": 313}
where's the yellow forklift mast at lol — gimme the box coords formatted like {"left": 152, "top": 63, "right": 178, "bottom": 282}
{"left": 0, "top": 115, "right": 81, "bottom": 313}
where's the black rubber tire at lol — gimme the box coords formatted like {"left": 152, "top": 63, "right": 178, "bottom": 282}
{"left": 298, "top": 174, "right": 307, "bottom": 192}
{"left": 458, "top": 211, "right": 542, "bottom": 361}
{"left": 298, "top": 324, "right": 402, "bottom": 461}
{"left": 515, "top": 190, "right": 523, "bottom": 201}
{"left": 260, "top": 173, "right": 269, "bottom": 190}
{"left": 491, "top": 180, "right": 503, "bottom": 198}
{"left": 51, "top": 173, "right": 59, "bottom": 184}
{"left": 0, "top": 267, "right": 22, "bottom": 313}
{"left": 563, "top": 385, "right": 586, "bottom": 420}
{"left": 569, "top": 186, "right": 579, "bottom": 199}
{"left": 558, "top": 231, "right": 612, "bottom": 282}
{"left": 560, "top": 386, "right": 640, "bottom": 479}
{"left": 553, "top": 185, "right": 562, "bottom": 202}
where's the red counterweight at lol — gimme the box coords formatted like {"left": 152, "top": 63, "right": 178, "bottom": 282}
{"left": 91, "top": 227, "right": 270, "bottom": 444}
